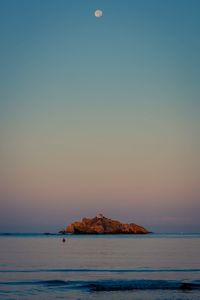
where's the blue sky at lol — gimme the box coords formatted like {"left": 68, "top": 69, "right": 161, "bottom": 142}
{"left": 0, "top": 0, "right": 200, "bottom": 232}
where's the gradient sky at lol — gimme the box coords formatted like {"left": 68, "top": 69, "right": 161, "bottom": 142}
{"left": 0, "top": 0, "right": 200, "bottom": 233}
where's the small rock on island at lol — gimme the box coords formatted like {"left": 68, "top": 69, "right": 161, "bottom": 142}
{"left": 64, "top": 214, "right": 150, "bottom": 234}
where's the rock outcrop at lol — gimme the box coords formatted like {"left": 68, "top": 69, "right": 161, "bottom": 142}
{"left": 65, "top": 214, "right": 150, "bottom": 234}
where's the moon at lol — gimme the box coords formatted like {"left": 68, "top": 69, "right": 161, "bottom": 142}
{"left": 94, "top": 9, "right": 103, "bottom": 18}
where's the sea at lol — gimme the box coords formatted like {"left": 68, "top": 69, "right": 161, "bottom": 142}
{"left": 0, "top": 233, "right": 200, "bottom": 300}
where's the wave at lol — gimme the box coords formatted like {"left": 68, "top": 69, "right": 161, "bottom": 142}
{"left": 0, "top": 279, "right": 200, "bottom": 291}
{"left": 0, "top": 268, "right": 200, "bottom": 273}
{"left": 87, "top": 280, "right": 200, "bottom": 292}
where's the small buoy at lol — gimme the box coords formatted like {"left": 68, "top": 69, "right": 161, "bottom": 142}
{"left": 62, "top": 238, "right": 66, "bottom": 243}
{"left": 94, "top": 9, "right": 103, "bottom": 18}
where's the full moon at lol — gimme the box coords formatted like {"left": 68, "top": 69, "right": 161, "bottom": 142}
{"left": 94, "top": 9, "right": 103, "bottom": 18}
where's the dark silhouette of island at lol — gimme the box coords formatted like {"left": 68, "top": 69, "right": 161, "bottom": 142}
{"left": 62, "top": 214, "right": 150, "bottom": 234}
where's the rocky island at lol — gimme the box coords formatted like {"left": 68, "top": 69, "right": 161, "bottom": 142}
{"left": 63, "top": 214, "right": 150, "bottom": 234}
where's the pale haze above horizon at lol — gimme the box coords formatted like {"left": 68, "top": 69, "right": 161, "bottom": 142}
{"left": 0, "top": 0, "right": 200, "bottom": 233}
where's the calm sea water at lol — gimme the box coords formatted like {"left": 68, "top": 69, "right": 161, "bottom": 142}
{"left": 0, "top": 233, "right": 200, "bottom": 299}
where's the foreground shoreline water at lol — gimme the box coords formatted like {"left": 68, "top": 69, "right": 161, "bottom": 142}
{"left": 0, "top": 233, "right": 200, "bottom": 299}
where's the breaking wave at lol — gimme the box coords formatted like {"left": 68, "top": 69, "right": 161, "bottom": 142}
{"left": 0, "top": 279, "right": 200, "bottom": 291}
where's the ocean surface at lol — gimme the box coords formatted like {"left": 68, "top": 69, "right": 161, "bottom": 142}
{"left": 0, "top": 233, "right": 200, "bottom": 300}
